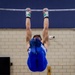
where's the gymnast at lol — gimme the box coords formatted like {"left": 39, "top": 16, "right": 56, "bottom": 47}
{"left": 25, "top": 8, "right": 49, "bottom": 72}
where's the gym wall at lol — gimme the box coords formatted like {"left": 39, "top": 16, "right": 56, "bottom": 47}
{"left": 0, "top": 0, "right": 75, "bottom": 28}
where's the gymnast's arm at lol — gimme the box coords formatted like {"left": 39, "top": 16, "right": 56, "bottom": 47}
{"left": 25, "top": 8, "right": 32, "bottom": 49}
{"left": 42, "top": 8, "right": 49, "bottom": 49}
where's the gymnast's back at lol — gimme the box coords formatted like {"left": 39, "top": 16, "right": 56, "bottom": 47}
{"left": 27, "top": 35, "right": 48, "bottom": 72}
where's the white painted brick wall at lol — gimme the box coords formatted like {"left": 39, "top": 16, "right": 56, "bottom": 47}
{"left": 0, "top": 29, "right": 75, "bottom": 75}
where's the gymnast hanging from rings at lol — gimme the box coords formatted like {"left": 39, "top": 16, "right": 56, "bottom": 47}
{"left": 26, "top": 8, "right": 49, "bottom": 72}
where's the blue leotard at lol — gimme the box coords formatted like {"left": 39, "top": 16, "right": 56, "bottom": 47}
{"left": 27, "top": 38, "right": 48, "bottom": 72}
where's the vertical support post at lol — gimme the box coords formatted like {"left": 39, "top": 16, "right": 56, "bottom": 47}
{"left": 47, "top": 66, "right": 51, "bottom": 75}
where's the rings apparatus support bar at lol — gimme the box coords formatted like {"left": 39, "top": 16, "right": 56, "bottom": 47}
{"left": 0, "top": 8, "right": 75, "bottom": 12}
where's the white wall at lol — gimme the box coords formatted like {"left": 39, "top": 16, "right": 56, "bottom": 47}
{"left": 0, "top": 29, "right": 75, "bottom": 75}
